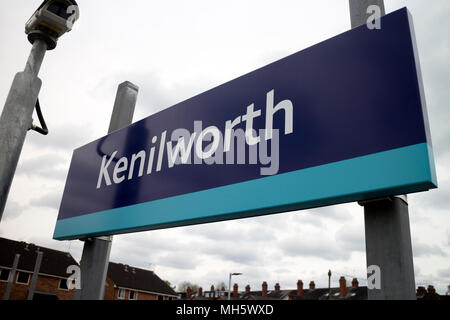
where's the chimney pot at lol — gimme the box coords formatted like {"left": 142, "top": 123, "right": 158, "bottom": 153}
{"left": 427, "top": 285, "right": 435, "bottom": 294}
{"left": 245, "top": 285, "right": 251, "bottom": 293}
{"left": 416, "top": 286, "right": 426, "bottom": 297}
{"left": 198, "top": 287, "right": 203, "bottom": 297}
{"left": 297, "top": 280, "right": 304, "bottom": 296}
{"left": 262, "top": 281, "right": 268, "bottom": 297}
{"left": 275, "top": 283, "right": 280, "bottom": 292}
{"left": 352, "top": 278, "right": 359, "bottom": 288}
{"left": 309, "top": 281, "right": 315, "bottom": 290}
{"left": 186, "top": 287, "right": 192, "bottom": 298}
{"left": 339, "top": 276, "right": 347, "bottom": 297}
{"left": 233, "top": 283, "right": 239, "bottom": 298}
{"left": 211, "top": 285, "right": 215, "bottom": 292}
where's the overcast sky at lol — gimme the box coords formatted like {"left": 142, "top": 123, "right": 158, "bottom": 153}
{"left": 0, "top": 0, "right": 449, "bottom": 294}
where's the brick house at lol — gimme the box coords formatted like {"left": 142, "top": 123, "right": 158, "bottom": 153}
{"left": 104, "top": 262, "right": 178, "bottom": 300}
{"left": 0, "top": 237, "right": 78, "bottom": 300}
{"left": 0, "top": 237, "right": 177, "bottom": 300}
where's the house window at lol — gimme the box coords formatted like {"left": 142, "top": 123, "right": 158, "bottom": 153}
{"left": 0, "top": 269, "right": 10, "bottom": 282}
{"left": 16, "top": 272, "right": 30, "bottom": 285}
{"left": 118, "top": 289, "right": 126, "bottom": 299}
{"left": 158, "top": 295, "right": 164, "bottom": 301}
{"left": 129, "top": 290, "right": 138, "bottom": 300}
{"left": 59, "top": 279, "right": 69, "bottom": 290}
{"left": 168, "top": 297, "right": 173, "bottom": 301}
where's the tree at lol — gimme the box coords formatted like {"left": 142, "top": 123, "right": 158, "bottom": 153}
{"left": 216, "top": 281, "right": 228, "bottom": 291}
{"left": 177, "top": 281, "right": 199, "bottom": 293}
{"left": 163, "top": 280, "right": 176, "bottom": 291}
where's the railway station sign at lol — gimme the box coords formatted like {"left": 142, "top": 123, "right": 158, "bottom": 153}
{"left": 54, "top": 8, "right": 437, "bottom": 240}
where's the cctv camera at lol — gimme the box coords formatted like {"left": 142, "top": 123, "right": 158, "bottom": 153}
{"left": 25, "top": 0, "right": 79, "bottom": 50}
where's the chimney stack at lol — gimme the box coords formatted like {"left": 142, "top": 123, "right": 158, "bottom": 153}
{"left": 186, "top": 287, "right": 192, "bottom": 298}
{"left": 245, "top": 285, "right": 251, "bottom": 293}
{"left": 352, "top": 278, "right": 359, "bottom": 288}
{"left": 233, "top": 283, "right": 238, "bottom": 298}
{"left": 262, "top": 281, "right": 268, "bottom": 297}
{"left": 198, "top": 287, "right": 203, "bottom": 297}
{"left": 416, "top": 286, "right": 426, "bottom": 297}
{"left": 275, "top": 283, "right": 280, "bottom": 292}
{"left": 210, "top": 285, "right": 215, "bottom": 292}
{"left": 221, "top": 286, "right": 225, "bottom": 291}
{"left": 297, "top": 280, "right": 304, "bottom": 296}
{"left": 309, "top": 281, "right": 315, "bottom": 290}
{"left": 427, "top": 285, "right": 436, "bottom": 294}
{"left": 339, "top": 277, "right": 347, "bottom": 297}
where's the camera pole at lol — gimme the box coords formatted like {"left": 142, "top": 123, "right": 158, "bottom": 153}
{"left": 349, "top": 0, "right": 416, "bottom": 300}
{"left": 0, "top": 39, "right": 47, "bottom": 222}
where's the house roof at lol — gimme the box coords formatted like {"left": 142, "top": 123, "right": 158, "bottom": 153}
{"left": 0, "top": 237, "right": 78, "bottom": 278}
{"left": 107, "top": 262, "right": 177, "bottom": 297}
{"left": 289, "top": 286, "right": 368, "bottom": 300}
{"left": 267, "top": 289, "right": 296, "bottom": 299}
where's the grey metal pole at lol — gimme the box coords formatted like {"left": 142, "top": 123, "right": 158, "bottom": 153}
{"left": 77, "top": 81, "right": 138, "bottom": 300}
{"left": 0, "top": 40, "right": 47, "bottom": 222}
{"left": 362, "top": 197, "right": 416, "bottom": 300}
{"left": 3, "top": 254, "right": 20, "bottom": 300}
{"left": 349, "top": 1, "right": 416, "bottom": 300}
{"left": 27, "top": 251, "right": 43, "bottom": 300}
{"left": 228, "top": 273, "right": 231, "bottom": 300}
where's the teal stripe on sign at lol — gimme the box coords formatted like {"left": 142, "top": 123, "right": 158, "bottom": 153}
{"left": 53, "top": 143, "right": 437, "bottom": 240}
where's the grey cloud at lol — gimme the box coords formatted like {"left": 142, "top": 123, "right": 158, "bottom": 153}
{"left": 335, "top": 225, "right": 365, "bottom": 253}
{"left": 16, "top": 153, "right": 69, "bottom": 181}
{"left": 29, "top": 192, "right": 62, "bottom": 210}
{"left": 410, "top": 2, "right": 450, "bottom": 159}
{"left": 27, "top": 122, "right": 95, "bottom": 152}
{"left": 412, "top": 181, "right": 450, "bottom": 212}
{"left": 91, "top": 70, "right": 212, "bottom": 124}
{"left": 412, "top": 238, "right": 447, "bottom": 257}
{"left": 202, "top": 244, "right": 261, "bottom": 265}
{"left": 187, "top": 221, "right": 276, "bottom": 243}
{"left": 157, "top": 253, "right": 199, "bottom": 270}
{"left": 280, "top": 236, "right": 351, "bottom": 261}
{"left": 2, "top": 200, "right": 26, "bottom": 221}
{"left": 305, "top": 205, "right": 353, "bottom": 222}
{"left": 438, "top": 267, "right": 450, "bottom": 279}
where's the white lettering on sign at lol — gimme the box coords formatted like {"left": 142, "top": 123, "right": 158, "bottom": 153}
{"left": 96, "top": 89, "right": 293, "bottom": 189}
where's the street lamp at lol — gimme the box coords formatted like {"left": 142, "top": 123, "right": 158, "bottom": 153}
{"left": 0, "top": 0, "right": 79, "bottom": 222}
{"left": 228, "top": 272, "right": 242, "bottom": 300}
{"left": 328, "top": 270, "right": 332, "bottom": 299}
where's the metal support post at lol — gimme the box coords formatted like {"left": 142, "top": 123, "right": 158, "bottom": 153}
{"left": 3, "top": 254, "right": 20, "bottom": 300}
{"left": 362, "top": 197, "right": 416, "bottom": 299}
{"left": 77, "top": 81, "right": 138, "bottom": 300}
{"left": 27, "top": 251, "right": 43, "bottom": 300}
{"left": 0, "top": 40, "right": 47, "bottom": 222}
{"left": 349, "top": 0, "right": 416, "bottom": 300}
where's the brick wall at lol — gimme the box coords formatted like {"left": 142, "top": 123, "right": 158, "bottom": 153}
{"left": 0, "top": 272, "right": 75, "bottom": 300}
{"left": 1, "top": 272, "right": 176, "bottom": 301}
{"left": 112, "top": 287, "right": 158, "bottom": 300}
{"left": 111, "top": 287, "right": 177, "bottom": 300}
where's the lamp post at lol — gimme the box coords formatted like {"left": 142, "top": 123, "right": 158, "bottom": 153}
{"left": 228, "top": 272, "right": 242, "bottom": 300}
{"left": 328, "top": 270, "right": 332, "bottom": 299}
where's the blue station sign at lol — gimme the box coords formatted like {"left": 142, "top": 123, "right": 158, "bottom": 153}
{"left": 54, "top": 8, "right": 437, "bottom": 240}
